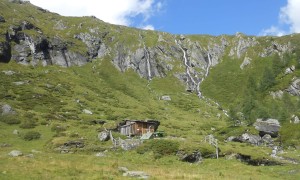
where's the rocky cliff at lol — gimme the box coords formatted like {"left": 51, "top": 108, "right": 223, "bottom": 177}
{"left": 0, "top": 0, "right": 298, "bottom": 98}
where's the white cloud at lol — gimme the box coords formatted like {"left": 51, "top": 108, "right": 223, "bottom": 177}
{"left": 30, "top": 0, "right": 163, "bottom": 28}
{"left": 140, "top": 24, "right": 154, "bottom": 30}
{"left": 280, "top": 0, "right": 300, "bottom": 33}
{"left": 260, "top": 0, "right": 300, "bottom": 36}
{"left": 260, "top": 26, "right": 286, "bottom": 37}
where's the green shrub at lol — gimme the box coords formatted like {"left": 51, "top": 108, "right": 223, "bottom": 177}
{"left": 198, "top": 144, "right": 216, "bottom": 157}
{"left": 0, "top": 114, "right": 21, "bottom": 125}
{"left": 40, "top": 120, "right": 48, "bottom": 125}
{"left": 51, "top": 124, "right": 67, "bottom": 133}
{"left": 136, "top": 139, "right": 179, "bottom": 159}
{"left": 22, "top": 131, "right": 41, "bottom": 141}
{"left": 19, "top": 119, "right": 37, "bottom": 129}
{"left": 280, "top": 123, "right": 300, "bottom": 147}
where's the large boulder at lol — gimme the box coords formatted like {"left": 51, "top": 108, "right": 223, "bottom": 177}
{"left": 177, "top": 150, "right": 202, "bottom": 163}
{"left": 1, "top": 104, "right": 16, "bottom": 115}
{"left": 230, "top": 133, "right": 262, "bottom": 146}
{"left": 8, "top": 150, "right": 23, "bottom": 157}
{"left": 254, "top": 119, "right": 281, "bottom": 137}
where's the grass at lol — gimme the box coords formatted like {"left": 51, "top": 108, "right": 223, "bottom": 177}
{"left": 0, "top": 146, "right": 299, "bottom": 179}
{"left": 1, "top": 60, "right": 298, "bottom": 179}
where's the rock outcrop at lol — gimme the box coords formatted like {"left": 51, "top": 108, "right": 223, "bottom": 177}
{"left": 240, "top": 56, "right": 252, "bottom": 69}
{"left": 286, "top": 78, "right": 300, "bottom": 96}
{"left": 177, "top": 150, "right": 202, "bottom": 163}
{"left": 1, "top": 104, "right": 16, "bottom": 115}
{"left": 0, "top": 1, "right": 295, "bottom": 99}
{"left": 5, "top": 21, "right": 89, "bottom": 67}
{"left": 254, "top": 119, "right": 281, "bottom": 137}
{"left": 228, "top": 133, "right": 262, "bottom": 146}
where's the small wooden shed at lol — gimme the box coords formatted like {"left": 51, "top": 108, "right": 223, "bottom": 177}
{"left": 119, "top": 120, "right": 160, "bottom": 136}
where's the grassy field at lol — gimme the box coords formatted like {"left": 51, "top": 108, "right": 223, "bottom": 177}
{"left": 1, "top": 61, "right": 300, "bottom": 179}
{"left": 1, "top": 122, "right": 300, "bottom": 180}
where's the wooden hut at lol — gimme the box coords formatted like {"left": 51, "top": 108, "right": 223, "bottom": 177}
{"left": 119, "top": 120, "right": 160, "bottom": 136}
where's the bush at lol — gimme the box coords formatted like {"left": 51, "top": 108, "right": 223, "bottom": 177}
{"left": 19, "top": 119, "right": 37, "bottom": 129}
{"left": 40, "top": 120, "right": 48, "bottom": 125}
{"left": 280, "top": 123, "right": 300, "bottom": 147}
{"left": 23, "top": 131, "right": 41, "bottom": 141}
{"left": 51, "top": 124, "right": 67, "bottom": 133}
{"left": 136, "top": 139, "right": 179, "bottom": 159}
{"left": 0, "top": 114, "right": 20, "bottom": 125}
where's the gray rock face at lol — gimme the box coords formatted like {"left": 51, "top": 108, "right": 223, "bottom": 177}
{"left": 8, "top": 150, "right": 23, "bottom": 157}
{"left": 97, "top": 43, "right": 108, "bottom": 58}
{"left": 98, "top": 131, "right": 110, "bottom": 141}
{"left": 254, "top": 118, "right": 281, "bottom": 137}
{"left": 12, "top": 42, "right": 32, "bottom": 65}
{"left": 286, "top": 78, "right": 300, "bottom": 96}
{"left": 260, "top": 42, "right": 292, "bottom": 57}
{"left": 6, "top": 21, "right": 89, "bottom": 67}
{"left": 0, "top": 41, "right": 11, "bottom": 63}
{"left": 112, "top": 46, "right": 164, "bottom": 79}
{"left": 74, "top": 33, "right": 102, "bottom": 58}
{"left": 230, "top": 33, "right": 258, "bottom": 58}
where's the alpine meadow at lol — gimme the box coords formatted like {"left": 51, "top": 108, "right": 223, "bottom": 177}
{"left": 0, "top": 0, "right": 300, "bottom": 179}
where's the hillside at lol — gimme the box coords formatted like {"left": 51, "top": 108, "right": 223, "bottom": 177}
{"left": 0, "top": 0, "right": 300, "bottom": 179}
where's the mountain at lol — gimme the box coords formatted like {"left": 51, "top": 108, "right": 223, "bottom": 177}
{"left": 1, "top": 0, "right": 300, "bottom": 179}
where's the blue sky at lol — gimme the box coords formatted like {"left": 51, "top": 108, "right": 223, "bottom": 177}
{"left": 146, "top": 0, "right": 287, "bottom": 35}
{"left": 30, "top": 0, "right": 300, "bottom": 36}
